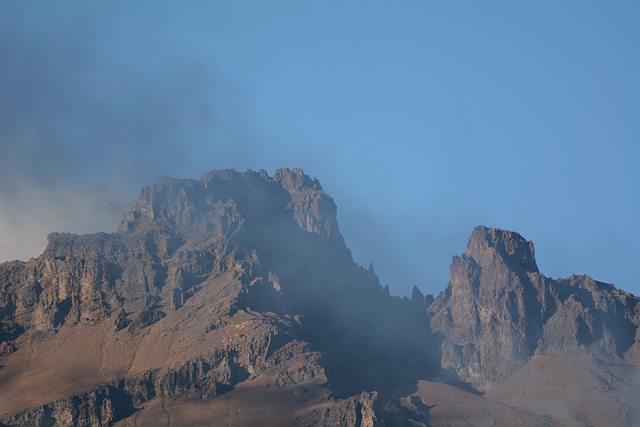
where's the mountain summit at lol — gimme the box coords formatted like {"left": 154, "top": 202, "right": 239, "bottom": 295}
{"left": 0, "top": 168, "right": 434, "bottom": 426}
{"left": 429, "top": 225, "right": 640, "bottom": 424}
{"left": 1, "top": 168, "right": 639, "bottom": 426}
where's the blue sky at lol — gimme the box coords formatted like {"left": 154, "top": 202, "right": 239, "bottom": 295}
{"left": 1, "top": 1, "right": 638, "bottom": 298}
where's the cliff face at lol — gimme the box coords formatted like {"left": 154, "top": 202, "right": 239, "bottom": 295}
{"left": 429, "top": 226, "right": 544, "bottom": 391}
{"left": 0, "top": 168, "right": 435, "bottom": 426}
{"left": 1, "top": 168, "right": 639, "bottom": 426}
{"left": 428, "top": 225, "right": 640, "bottom": 424}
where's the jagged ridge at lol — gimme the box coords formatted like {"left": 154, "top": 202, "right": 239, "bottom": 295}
{"left": 0, "top": 168, "right": 436, "bottom": 426}
{"left": 428, "top": 225, "right": 640, "bottom": 424}
{"left": 1, "top": 169, "right": 639, "bottom": 426}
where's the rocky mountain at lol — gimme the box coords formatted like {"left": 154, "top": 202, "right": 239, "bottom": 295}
{"left": 428, "top": 226, "right": 640, "bottom": 425}
{"left": 0, "top": 167, "right": 639, "bottom": 426}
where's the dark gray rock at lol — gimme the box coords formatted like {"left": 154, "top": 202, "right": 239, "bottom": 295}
{"left": 429, "top": 225, "right": 640, "bottom": 392}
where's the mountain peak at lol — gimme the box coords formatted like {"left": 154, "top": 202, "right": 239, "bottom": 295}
{"left": 2, "top": 170, "right": 640, "bottom": 426}
{"left": 273, "top": 167, "right": 323, "bottom": 193}
{"left": 117, "top": 167, "right": 339, "bottom": 240}
{"left": 466, "top": 225, "right": 538, "bottom": 273}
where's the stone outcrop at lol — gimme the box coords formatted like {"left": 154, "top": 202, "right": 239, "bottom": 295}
{"left": 1, "top": 169, "right": 639, "bottom": 426}
{"left": 0, "top": 168, "right": 435, "bottom": 426}
{"left": 429, "top": 225, "right": 640, "bottom": 394}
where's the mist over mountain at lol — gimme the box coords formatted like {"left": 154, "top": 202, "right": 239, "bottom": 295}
{"left": 1, "top": 168, "right": 638, "bottom": 426}
{"left": 2, "top": 1, "right": 639, "bottom": 301}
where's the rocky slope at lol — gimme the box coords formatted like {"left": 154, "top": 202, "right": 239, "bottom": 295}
{"left": 1, "top": 168, "right": 639, "bottom": 426}
{"left": 0, "top": 168, "right": 437, "bottom": 426}
{"left": 429, "top": 225, "right": 640, "bottom": 425}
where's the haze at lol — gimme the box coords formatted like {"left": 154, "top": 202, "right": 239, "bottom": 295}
{"left": 1, "top": 1, "right": 638, "bottom": 298}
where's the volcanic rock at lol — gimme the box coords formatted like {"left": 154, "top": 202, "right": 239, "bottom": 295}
{"left": 428, "top": 225, "right": 640, "bottom": 425}
{"left": 1, "top": 169, "right": 639, "bottom": 426}
{"left": 0, "top": 168, "right": 436, "bottom": 426}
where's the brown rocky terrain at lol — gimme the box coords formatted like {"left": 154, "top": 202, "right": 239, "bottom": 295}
{"left": 0, "top": 168, "right": 436, "bottom": 426}
{"left": 0, "top": 167, "right": 639, "bottom": 426}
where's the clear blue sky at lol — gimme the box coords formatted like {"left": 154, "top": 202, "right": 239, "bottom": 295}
{"left": 1, "top": 1, "right": 638, "bottom": 298}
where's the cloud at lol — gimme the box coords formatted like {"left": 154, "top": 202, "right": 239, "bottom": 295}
{"left": 0, "top": 3, "right": 254, "bottom": 261}
{"left": 0, "top": 184, "right": 130, "bottom": 262}
{"left": 3, "top": 4, "right": 240, "bottom": 183}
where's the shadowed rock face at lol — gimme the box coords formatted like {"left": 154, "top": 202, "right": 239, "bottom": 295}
{"left": 1, "top": 169, "right": 639, "bottom": 426}
{"left": 0, "top": 168, "right": 437, "bottom": 426}
{"left": 429, "top": 225, "right": 640, "bottom": 395}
